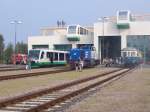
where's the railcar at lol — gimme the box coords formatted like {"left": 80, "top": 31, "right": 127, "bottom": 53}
{"left": 123, "top": 56, "right": 142, "bottom": 67}
{"left": 67, "top": 25, "right": 93, "bottom": 41}
{"left": 121, "top": 48, "right": 143, "bottom": 67}
{"left": 28, "top": 49, "right": 69, "bottom": 68}
{"left": 69, "top": 46, "right": 99, "bottom": 69}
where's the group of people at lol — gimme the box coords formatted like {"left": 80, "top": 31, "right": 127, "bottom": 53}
{"left": 103, "top": 57, "right": 124, "bottom": 67}
{"left": 103, "top": 58, "right": 113, "bottom": 67}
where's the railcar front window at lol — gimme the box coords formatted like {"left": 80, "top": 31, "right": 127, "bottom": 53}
{"left": 68, "top": 26, "right": 76, "bottom": 34}
{"left": 29, "top": 50, "right": 40, "bottom": 59}
{"left": 118, "top": 11, "right": 128, "bottom": 20}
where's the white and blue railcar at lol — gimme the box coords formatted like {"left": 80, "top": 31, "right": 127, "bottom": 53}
{"left": 28, "top": 49, "right": 69, "bottom": 68}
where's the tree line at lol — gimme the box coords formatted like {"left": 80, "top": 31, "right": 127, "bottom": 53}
{"left": 0, "top": 34, "right": 27, "bottom": 64}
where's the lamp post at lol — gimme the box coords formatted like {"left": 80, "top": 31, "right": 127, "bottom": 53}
{"left": 10, "top": 20, "right": 22, "bottom": 64}
{"left": 98, "top": 17, "right": 109, "bottom": 64}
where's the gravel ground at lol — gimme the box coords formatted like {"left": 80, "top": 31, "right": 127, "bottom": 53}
{"left": 0, "top": 67, "right": 118, "bottom": 100}
{"left": 66, "top": 66, "right": 150, "bottom": 112}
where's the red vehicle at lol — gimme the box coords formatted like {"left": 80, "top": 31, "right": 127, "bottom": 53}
{"left": 11, "top": 53, "right": 27, "bottom": 64}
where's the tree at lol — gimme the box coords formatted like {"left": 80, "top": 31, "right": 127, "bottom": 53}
{"left": 15, "top": 41, "right": 28, "bottom": 54}
{"left": 0, "top": 34, "right": 4, "bottom": 63}
{"left": 4, "top": 43, "right": 13, "bottom": 64}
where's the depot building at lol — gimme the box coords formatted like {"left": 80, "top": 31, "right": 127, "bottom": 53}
{"left": 94, "top": 10, "right": 150, "bottom": 61}
{"left": 28, "top": 25, "right": 94, "bottom": 51}
{"left": 28, "top": 10, "right": 150, "bottom": 61}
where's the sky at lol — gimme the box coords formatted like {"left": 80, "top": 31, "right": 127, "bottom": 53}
{"left": 0, "top": 0, "right": 149, "bottom": 45}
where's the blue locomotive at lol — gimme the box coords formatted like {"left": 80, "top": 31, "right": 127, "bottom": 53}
{"left": 69, "top": 46, "right": 100, "bottom": 69}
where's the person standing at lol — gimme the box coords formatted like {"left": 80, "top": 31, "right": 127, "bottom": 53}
{"left": 26, "top": 57, "right": 31, "bottom": 70}
{"left": 75, "top": 60, "right": 79, "bottom": 71}
{"left": 79, "top": 58, "right": 84, "bottom": 72}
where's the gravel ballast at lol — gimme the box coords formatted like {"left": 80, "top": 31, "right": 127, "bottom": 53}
{"left": 66, "top": 67, "right": 150, "bottom": 112}
{"left": 0, "top": 67, "right": 117, "bottom": 100}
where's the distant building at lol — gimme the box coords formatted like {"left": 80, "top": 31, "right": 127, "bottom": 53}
{"left": 28, "top": 25, "right": 94, "bottom": 51}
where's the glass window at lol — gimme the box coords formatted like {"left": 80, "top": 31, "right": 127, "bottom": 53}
{"left": 77, "top": 28, "right": 80, "bottom": 34}
{"left": 80, "top": 27, "right": 84, "bottom": 35}
{"left": 122, "top": 52, "right": 126, "bottom": 57}
{"left": 85, "top": 30, "right": 88, "bottom": 35}
{"left": 41, "top": 52, "right": 44, "bottom": 59}
{"left": 29, "top": 50, "right": 40, "bottom": 59}
{"left": 131, "top": 52, "right": 135, "bottom": 56}
{"left": 66, "top": 53, "right": 69, "bottom": 60}
{"left": 59, "top": 53, "right": 64, "bottom": 61}
{"left": 118, "top": 11, "right": 128, "bottom": 20}
{"left": 54, "top": 53, "right": 58, "bottom": 61}
{"left": 83, "top": 29, "right": 86, "bottom": 35}
{"left": 32, "top": 45, "right": 49, "bottom": 49}
{"left": 68, "top": 26, "right": 76, "bottom": 34}
{"left": 47, "top": 52, "right": 53, "bottom": 59}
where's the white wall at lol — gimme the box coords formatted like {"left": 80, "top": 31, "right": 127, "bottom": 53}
{"left": 94, "top": 21, "right": 150, "bottom": 59}
{"left": 28, "top": 34, "right": 93, "bottom": 50}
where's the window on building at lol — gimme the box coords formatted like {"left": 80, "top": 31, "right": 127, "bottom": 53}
{"left": 32, "top": 45, "right": 49, "bottom": 49}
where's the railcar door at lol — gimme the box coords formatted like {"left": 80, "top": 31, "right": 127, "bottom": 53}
{"left": 46, "top": 52, "right": 54, "bottom": 65}
{"left": 59, "top": 53, "right": 65, "bottom": 65}
{"left": 39, "top": 51, "right": 46, "bottom": 62}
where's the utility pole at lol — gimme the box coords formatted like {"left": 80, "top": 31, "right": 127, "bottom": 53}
{"left": 10, "top": 20, "right": 22, "bottom": 65}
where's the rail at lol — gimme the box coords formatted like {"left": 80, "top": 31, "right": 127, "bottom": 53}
{"left": 0, "top": 68, "right": 134, "bottom": 112}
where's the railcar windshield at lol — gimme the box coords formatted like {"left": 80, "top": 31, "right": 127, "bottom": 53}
{"left": 118, "top": 11, "right": 128, "bottom": 20}
{"left": 68, "top": 26, "right": 77, "bottom": 34}
{"left": 28, "top": 50, "right": 40, "bottom": 59}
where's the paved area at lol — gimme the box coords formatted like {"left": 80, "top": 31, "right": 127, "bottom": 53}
{"left": 67, "top": 65, "right": 150, "bottom": 112}
{"left": 0, "top": 67, "right": 118, "bottom": 100}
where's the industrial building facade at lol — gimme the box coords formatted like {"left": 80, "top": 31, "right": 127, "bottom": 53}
{"left": 28, "top": 11, "right": 150, "bottom": 62}
{"left": 28, "top": 26, "right": 93, "bottom": 51}
{"left": 94, "top": 11, "right": 150, "bottom": 61}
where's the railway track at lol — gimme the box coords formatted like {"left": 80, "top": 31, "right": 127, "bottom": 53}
{"left": 0, "top": 66, "right": 12, "bottom": 69}
{"left": 0, "top": 68, "right": 134, "bottom": 112}
{"left": 0, "top": 68, "right": 25, "bottom": 72}
{"left": 0, "top": 68, "right": 71, "bottom": 81}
